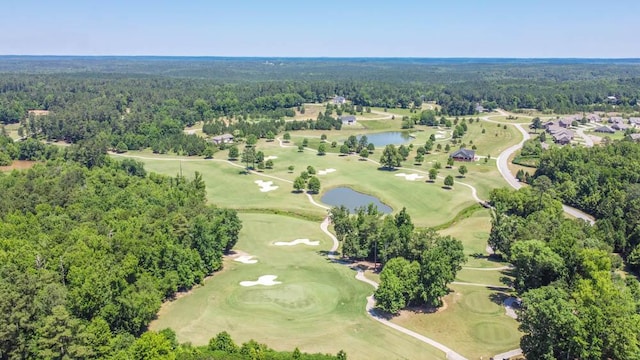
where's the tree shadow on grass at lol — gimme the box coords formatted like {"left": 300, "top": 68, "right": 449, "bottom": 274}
{"left": 470, "top": 253, "right": 508, "bottom": 265}
{"left": 489, "top": 291, "right": 510, "bottom": 306}
{"left": 441, "top": 186, "right": 452, "bottom": 190}
{"left": 500, "top": 276, "right": 514, "bottom": 288}
{"left": 377, "top": 167, "right": 399, "bottom": 172}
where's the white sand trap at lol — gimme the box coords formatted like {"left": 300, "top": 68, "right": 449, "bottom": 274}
{"left": 317, "top": 168, "right": 336, "bottom": 175}
{"left": 395, "top": 173, "right": 425, "bottom": 181}
{"left": 264, "top": 155, "right": 278, "bottom": 161}
{"left": 274, "top": 238, "right": 320, "bottom": 246}
{"left": 234, "top": 255, "right": 257, "bottom": 264}
{"left": 239, "top": 275, "right": 281, "bottom": 287}
{"left": 435, "top": 134, "right": 445, "bottom": 139}
{"left": 254, "top": 180, "right": 278, "bottom": 192}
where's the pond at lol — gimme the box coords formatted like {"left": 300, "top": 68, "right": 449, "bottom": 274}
{"left": 321, "top": 187, "right": 392, "bottom": 214}
{"left": 360, "top": 131, "right": 413, "bottom": 147}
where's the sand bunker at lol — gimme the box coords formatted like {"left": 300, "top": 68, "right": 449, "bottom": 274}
{"left": 395, "top": 173, "right": 425, "bottom": 181}
{"left": 317, "top": 168, "right": 336, "bottom": 175}
{"left": 503, "top": 297, "right": 519, "bottom": 319}
{"left": 264, "top": 155, "right": 278, "bottom": 161}
{"left": 274, "top": 238, "right": 320, "bottom": 246}
{"left": 239, "top": 275, "right": 281, "bottom": 287}
{"left": 254, "top": 180, "right": 278, "bottom": 192}
{"left": 234, "top": 255, "right": 257, "bottom": 264}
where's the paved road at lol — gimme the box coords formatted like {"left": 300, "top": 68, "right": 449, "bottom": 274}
{"left": 451, "top": 281, "right": 511, "bottom": 290}
{"left": 575, "top": 126, "right": 595, "bottom": 147}
{"left": 493, "top": 348, "right": 523, "bottom": 360}
{"left": 485, "top": 111, "right": 595, "bottom": 225}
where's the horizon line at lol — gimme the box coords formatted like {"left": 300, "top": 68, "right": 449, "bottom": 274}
{"left": 1, "top": 54, "right": 640, "bottom": 60}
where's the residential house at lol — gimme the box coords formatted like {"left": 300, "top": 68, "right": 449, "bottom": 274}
{"left": 558, "top": 118, "right": 574, "bottom": 128}
{"left": 546, "top": 125, "right": 574, "bottom": 144}
{"left": 211, "top": 133, "right": 234, "bottom": 145}
{"left": 339, "top": 115, "right": 357, "bottom": 125}
{"left": 629, "top": 118, "right": 640, "bottom": 127}
{"left": 553, "top": 134, "right": 573, "bottom": 145}
{"left": 609, "top": 116, "right": 624, "bottom": 124}
{"left": 607, "top": 96, "right": 618, "bottom": 103}
{"left": 587, "top": 113, "right": 601, "bottom": 123}
{"left": 594, "top": 126, "right": 615, "bottom": 134}
{"left": 544, "top": 121, "right": 558, "bottom": 130}
{"left": 630, "top": 133, "right": 640, "bottom": 141}
{"left": 475, "top": 104, "right": 487, "bottom": 113}
{"left": 612, "top": 123, "right": 629, "bottom": 131}
{"left": 333, "top": 96, "right": 346, "bottom": 104}
{"left": 450, "top": 148, "right": 476, "bottom": 161}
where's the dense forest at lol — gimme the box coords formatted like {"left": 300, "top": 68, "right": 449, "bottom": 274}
{"left": 1, "top": 58, "right": 639, "bottom": 157}
{"left": 489, "top": 184, "right": 640, "bottom": 359}
{"left": 0, "top": 153, "right": 247, "bottom": 359}
{"left": 533, "top": 140, "right": 640, "bottom": 262}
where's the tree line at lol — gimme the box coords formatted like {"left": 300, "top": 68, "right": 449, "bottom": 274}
{"left": 1, "top": 60, "right": 639, "bottom": 156}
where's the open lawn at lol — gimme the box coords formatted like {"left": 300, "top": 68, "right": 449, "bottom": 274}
{"left": 286, "top": 103, "right": 325, "bottom": 121}
{"left": 120, "top": 119, "right": 518, "bottom": 227}
{"left": 3, "top": 123, "right": 20, "bottom": 140}
{"left": 150, "top": 213, "right": 445, "bottom": 360}
{"left": 486, "top": 115, "right": 534, "bottom": 124}
{"left": 111, "top": 150, "right": 326, "bottom": 220}
{"left": 183, "top": 121, "right": 205, "bottom": 136}
{"left": 392, "top": 284, "right": 521, "bottom": 359}
{"left": 585, "top": 130, "right": 626, "bottom": 141}
{"left": 470, "top": 121, "right": 522, "bottom": 157}
{"left": 438, "top": 210, "right": 510, "bottom": 269}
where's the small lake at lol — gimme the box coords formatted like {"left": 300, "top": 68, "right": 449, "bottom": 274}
{"left": 321, "top": 187, "right": 392, "bottom": 214}
{"left": 360, "top": 132, "right": 413, "bottom": 147}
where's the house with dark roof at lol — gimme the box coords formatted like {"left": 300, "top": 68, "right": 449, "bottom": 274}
{"left": 547, "top": 126, "right": 574, "bottom": 144}
{"left": 594, "top": 126, "right": 615, "bottom": 134}
{"left": 211, "top": 133, "right": 234, "bottom": 145}
{"left": 333, "top": 96, "right": 346, "bottom": 104}
{"left": 558, "top": 118, "right": 574, "bottom": 128}
{"left": 450, "top": 148, "right": 476, "bottom": 161}
{"left": 554, "top": 134, "right": 572, "bottom": 145}
{"left": 609, "top": 116, "right": 624, "bottom": 124}
{"left": 339, "top": 115, "right": 356, "bottom": 125}
{"left": 612, "top": 123, "right": 629, "bottom": 131}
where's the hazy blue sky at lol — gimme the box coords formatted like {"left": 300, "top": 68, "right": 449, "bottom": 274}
{"left": 2, "top": 0, "right": 639, "bottom": 57}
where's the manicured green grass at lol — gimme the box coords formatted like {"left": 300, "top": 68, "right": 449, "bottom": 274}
{"left": 438, "top": 210, "right": 510, "bottom": 269}
{"left": 371, "top": 107, "right": 417, "bottom": 117}
{"left": 586, "top": 130, "right": 626, "bottom": 141}
{"left": 150, "top": 213, "right": 445, "bottom": 360}
{"left": 3, "top": 123, "right": 20, "bottom": 140}
{"left": 111, "top": 151, "right": 326, "bottom": 220}
{"left": 486, "top": 115, "right": 534, "bottom": 124}
{"left": 392, "top": 284, "right": 521, "bottom": 359}
{"left": 468, "top": 121, "right": 522, "bottom": 157}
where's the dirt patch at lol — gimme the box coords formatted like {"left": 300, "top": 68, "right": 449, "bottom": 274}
{"left": 28, "top": 110, "right": 50, "bottom": 116}
{"left": 0, "top": 160, "right": 37, "bottom": 172}
{"left": 395, "top": 292, "right": 454, "bottom": 320}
